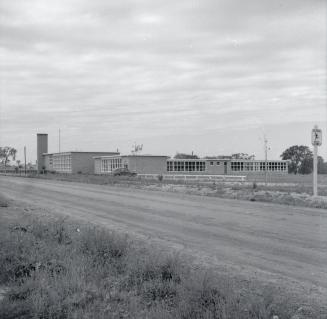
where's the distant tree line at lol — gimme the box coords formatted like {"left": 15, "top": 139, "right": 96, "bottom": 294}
{"left": 174, "top": 153, "right": 199, "bottom": 159}
{"left": 0, "top": 147, "right": 17, "bottom": 169}
{"left": 174, "top": 153, "right": 254, "bottom": 160}
{"left": 0, "top": 146, "right": 36, "bottom": 171}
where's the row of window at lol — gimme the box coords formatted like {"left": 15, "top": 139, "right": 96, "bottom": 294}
{"left": 209, "top": 161, "right": 221, "bottom": 166}
{"left": 231, "top": 161, "right": 287, "bottom": 172}
{"left": 167, "top": 161, "right": 206, "bottom": 172}
{"left": 101, "top": 158, "right": 122, "bottom": 172}
{"left": 52, "top": 155, "right": 72, "bottom": 172}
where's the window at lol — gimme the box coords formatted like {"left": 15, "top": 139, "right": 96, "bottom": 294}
{"left": 101, "top": 157, "right": 122, "bottom": 173}
{"left": 231, "top": 162, "right": 243, "bottom": 171}
{"left": 53, "top": 154, "right": 72, "bottom": 172}
{"left": 231, "top": 160, "right": 287, "bottom": 173}
{"left": 244, "top": 162, "right": 254, "bottom": 171}
{"left": 216, "top": 162, "right": 220, "bottom": 165}
{"left": 210, "top": 161, "right": 214, "bottom": 166}
{"left": 166, "top": 160, "right": 206, "bottom": 172}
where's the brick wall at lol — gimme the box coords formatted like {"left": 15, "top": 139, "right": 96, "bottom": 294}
{"left": 126, "top": 156, "right": 167, "bottom": 174}
{"left": 72, "top": 152, "right": 119, "bottom": 174}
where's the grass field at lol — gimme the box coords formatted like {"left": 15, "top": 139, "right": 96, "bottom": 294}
{"left": 247, "top": 173, "right": 327, "bottom": 185}
{"left": 0, "top": 195, "right": 322, "bottom": 319}
{"left": 31, "top": 171, "right": 327, "bottom": 193}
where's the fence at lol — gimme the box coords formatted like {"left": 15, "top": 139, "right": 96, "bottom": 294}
{"left": 0, "top": 169, "right": 37, "bottom": 175}
{"left": 0, "top": 170, "right": 246, "bottom": 183}
{"left": 138, "top": 174, "right": 246, "bottom": 182}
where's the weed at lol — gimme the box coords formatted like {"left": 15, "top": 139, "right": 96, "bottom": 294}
{"left": 79, "top": 228, "right": 129, "bottom": 262}
{"left": 0, "top": 213, "right": 322, "bottom": 319}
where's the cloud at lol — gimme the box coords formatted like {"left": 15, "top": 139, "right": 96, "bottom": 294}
{"left": 0, "top": 0, "right": 326, "bottom": 160}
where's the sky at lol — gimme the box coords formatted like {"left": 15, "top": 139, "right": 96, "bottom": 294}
{"left": 0, "top": 0, "right": 326, "bottom": 163}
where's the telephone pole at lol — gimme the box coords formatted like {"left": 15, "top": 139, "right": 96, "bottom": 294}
{"left": 264, "top": 136, "right": 268, "bottom": 186}
{"left": 24, "top": 146, "right": 27, "bottom": 176}
{"left": 59, "top": 129, "right": 61, "bottom": 153}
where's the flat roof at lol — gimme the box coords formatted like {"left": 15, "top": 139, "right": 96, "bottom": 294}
{"left": 230, "top": 159, "right": 289, "bottom": 162}
{"left": 94, "top": 154, "right": 169, "bottom": 159}
{"left": 124, "top": 155, "right": 169, "bottom": 158}
{"left": 43, "top": 151, "right": 119, "bottom": 156}
{"left": 168, "top": 158, "right": 289, "bottom": 162}
{"left": 93, "top": 156, "right": 288, "bottom": 162}
{"left": 168, "top": 158, "right": 229, "bottom": 161}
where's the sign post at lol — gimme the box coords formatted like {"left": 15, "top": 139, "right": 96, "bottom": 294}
{"left": 311, "top": 125, "right": 322, "bottom": 197}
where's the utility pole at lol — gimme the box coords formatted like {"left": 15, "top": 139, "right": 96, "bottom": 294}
{"left": 59, "top": 129, "right": 61, "bottom": 153}
{"left": 312, "top": 125, "right": 322, "bottom": 196}
{"left": 24, "top": 146, "right": 27, "bottom": 176}
{"left": 264, "top": 136, "right": 268, "bottom": 186}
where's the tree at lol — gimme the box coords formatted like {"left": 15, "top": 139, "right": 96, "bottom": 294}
{"left": 318, "top": 156, "right": 327, "bottom": 174}
{"left": 0, "top": 146, "right": 17, "bottom": 170}
{"left": 231, "top": 153, "right": 255, "bottom": 160}
{"left": 280, "top": 145, "right": 313, "bottom": 174}
{"left": 174, "top": 153, "right": 199, "bottom": 159}
{"left": 204, "top": 155, "right": 232, "bottom": 159}
{"left": 299, "top": 156, "right": 313, "bottom": 174}
{"left": 322, "top": 163, "right": 327, "bottom": 174}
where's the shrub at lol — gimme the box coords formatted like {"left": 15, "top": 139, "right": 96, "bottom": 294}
{"left": 78, "top": 227, "right": 129, "bottom": 273}
{"left": 0, "top": 214, "right": 320, "bottom": 319}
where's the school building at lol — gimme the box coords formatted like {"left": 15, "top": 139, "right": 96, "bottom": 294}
{"left": 94, "top": 155, "right": 168, "bottom": 174}
{"left": 94, "top": 155, "right": 289, "bottom": 176}
{"left": 37, "top": 134, "right": 119, "bottom": 174}
{"left": 37, "top": 133, "right": 289, "bottom": 176}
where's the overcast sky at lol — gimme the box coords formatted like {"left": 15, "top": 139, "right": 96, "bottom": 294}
{"left": 0, "top": 0, "right": 326, "bottom": 162}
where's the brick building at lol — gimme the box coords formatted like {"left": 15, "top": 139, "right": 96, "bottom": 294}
{"left": 37, "top": 134, "right": 118, "bottom": 174}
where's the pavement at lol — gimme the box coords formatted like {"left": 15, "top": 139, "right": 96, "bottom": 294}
{"left": 0, "top": 175, "right": 326, "bottom": 306}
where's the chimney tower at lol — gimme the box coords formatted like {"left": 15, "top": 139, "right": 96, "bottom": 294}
{"left": 37, "top": 133, "right": 48, "bottom": 173}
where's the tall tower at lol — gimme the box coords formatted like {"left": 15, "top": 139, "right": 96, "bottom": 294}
{"left": 37, "top": 133, "right": 48, "bottom": 173}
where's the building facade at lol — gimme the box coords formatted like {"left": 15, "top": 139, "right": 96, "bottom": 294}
{"left": 94, "top": 155, "right": 288, "bottom": 176}
{"left": 94, "top": 155, "right": 169, "bottom": 175}
{"left": 43, "top": 152, "right": 119, "bottom": 174}
{"left": 166, "top": 159, "right": 288, "bottom": 175}
{"left": 37, "top": 133, "right": 119, "bottom": 174}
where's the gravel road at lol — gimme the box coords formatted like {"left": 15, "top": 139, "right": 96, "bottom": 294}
{"left": 0, "top": 175, "right": 326, "bottom": 306}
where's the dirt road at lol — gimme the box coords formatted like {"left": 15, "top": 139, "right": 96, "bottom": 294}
{"left": 1, "top": 176, "right": 326, "bottom": 305}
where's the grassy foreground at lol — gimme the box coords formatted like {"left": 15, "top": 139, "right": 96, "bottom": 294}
{"left": 0, "top": 199, "right": 321, "bottom": 319}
